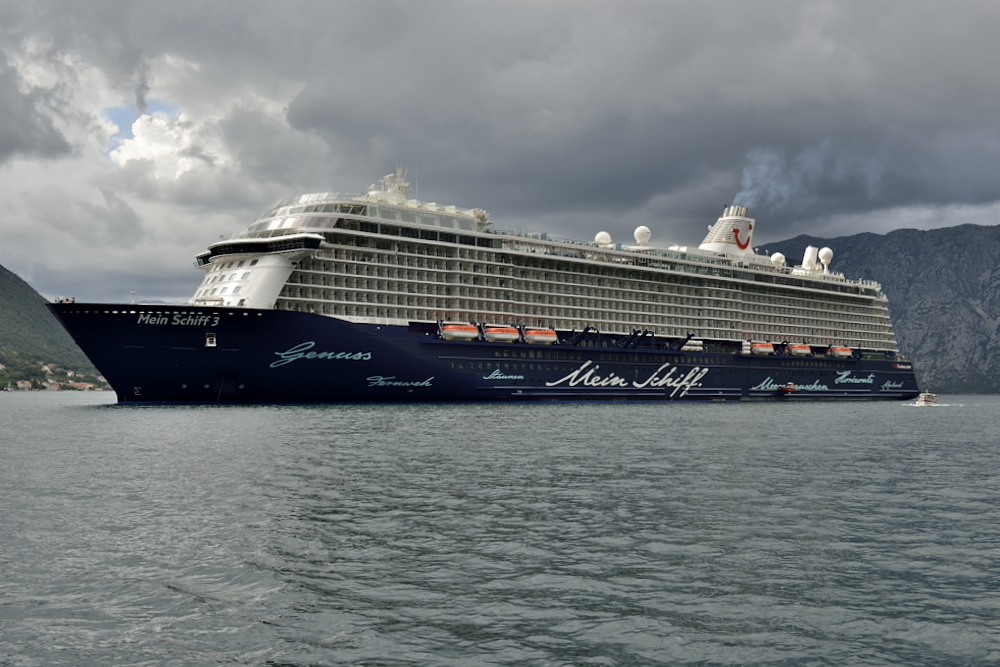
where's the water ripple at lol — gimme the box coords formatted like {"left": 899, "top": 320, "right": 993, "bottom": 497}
{"left": 1, "top": 394, "right": 998, "bottom": 665}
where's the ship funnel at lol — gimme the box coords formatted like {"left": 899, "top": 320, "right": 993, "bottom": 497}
{"left": 698, "top": 204, "right": 755, "bottom": 256}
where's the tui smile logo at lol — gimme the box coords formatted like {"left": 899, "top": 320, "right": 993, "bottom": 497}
{"left": 732, "top": 224, "right": 753, "bottom": 250}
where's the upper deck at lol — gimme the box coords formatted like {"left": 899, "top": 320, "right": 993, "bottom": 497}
{"left": 189, "top": 170, "right": 899, "bottom": 351}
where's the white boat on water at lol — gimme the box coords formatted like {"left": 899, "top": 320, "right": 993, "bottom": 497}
{"left": 914, "top": 391, "right": 941, "bottom": 407}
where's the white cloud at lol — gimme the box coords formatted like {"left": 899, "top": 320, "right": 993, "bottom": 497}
{"left": 110, "top": 113, "right": 223, "bottom": 180}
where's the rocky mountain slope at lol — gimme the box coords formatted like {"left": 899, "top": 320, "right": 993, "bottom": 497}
{"left": 767, "top": 223, "right": 1000, "bottom": 393}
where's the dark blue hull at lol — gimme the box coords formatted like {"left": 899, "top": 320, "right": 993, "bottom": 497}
{"left": 49, "top": 303, "right": 920, "bottom": 404}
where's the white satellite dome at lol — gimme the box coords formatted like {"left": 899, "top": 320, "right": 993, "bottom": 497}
{"left": 595, "top": 231, "right": 612, "bottom": 245}
{"left": 633, "top": 225, "right": 652, "bottom": 246}
{"left": 818, "top": 247, "right": 834, "bottom": 266}
{"left": 770, "top": 252, "right": 786, "bottom": 267}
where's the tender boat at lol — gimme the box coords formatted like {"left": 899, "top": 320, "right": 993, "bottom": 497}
{"left": 522, "top": 327, "right": 559, "bottom": 345}
{"left": 439, "top": 321, "right": 479, "bottom": 341}
{"left": 914, "top": 391, "right": 941, "bottom": 407}
{"left": 787, "top": 344, "right": 812, "bottom": 356}
{"left": 481, "top": 324, "right": 520, "bottom": 343}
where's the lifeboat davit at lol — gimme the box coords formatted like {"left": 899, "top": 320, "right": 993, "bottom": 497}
{"left": 439, "top": 321, "right": 479, "bottom": 341}
{"left": 750, "top": 342, "right": 775, "bottom": 355}
{"left": 828, "top": 346, "right": 853, "bottom": 359}
{"left": 787, "top": 344, "right": 812, "bottom": 356}
{"left": 482, "top": 324, "right": 520, "bottom": 343}
{"left": 523, "top": 327, "right": 558, "bottom": 345}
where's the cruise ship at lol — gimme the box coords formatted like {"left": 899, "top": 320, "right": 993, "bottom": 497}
{"left": 49, "top": 169, "right": 919, "bottom": 404}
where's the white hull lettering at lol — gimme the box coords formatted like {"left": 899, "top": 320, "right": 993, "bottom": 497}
{"left": 367, "top": 376, "right": 434, "bottom": 387}
{"left": 483, "top": 369, "right": 525, "bottom": 381}
{"left": 632, "top": 363, "right": 710, "bottom": 397}
{"left": 137, "top": 313, "right": 219, "bottom": 327}
{"left": 789, "top": 380, "right": 830, "bottom": 391}
{"left": 752, "top": 376, "right": 831, "bottom": 392}
{"left": 546, "top": 361, "right": 709, "bottom": 397}
{"left": 751, "top": 377, "right": 782, "bottom": 391}
{"left": 836, "top": 371, "right": 875, "bottom": 384}
{"left": 546, "top": 361, "right": 630, "bottom": 388}
{"left": 270, "top": 341, "right": 373, "bottom": 367}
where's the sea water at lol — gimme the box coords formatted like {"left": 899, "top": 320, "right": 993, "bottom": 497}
{"left": 1, "top": 392, "right": 997, "bottom": 666}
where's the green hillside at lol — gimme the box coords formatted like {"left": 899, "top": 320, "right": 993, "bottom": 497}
{"left": 0, "top": 264, "right": 107, "bottom": 389}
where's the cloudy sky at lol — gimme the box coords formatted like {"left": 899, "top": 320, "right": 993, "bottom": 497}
{"left": 2, "top": 0, "right": 999, "bottom": 302}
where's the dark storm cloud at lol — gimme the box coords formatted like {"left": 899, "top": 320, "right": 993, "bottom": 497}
{"left": 0, "top": 1, "right": 151, "bottom": 108}
{"left": 0, "top": 56, "right": 71, "bottom": 162}
{"left": 20, "top": 184, "right": 144, "bottom": 247}
{"left": 215, "top": 103, "right": 333, "bottom": 189}
{"left": 275, "top": 1, "right": 1000, "bottom": 242}
{"left": 4, "top": 0, "right": 1000, "bottom": 300}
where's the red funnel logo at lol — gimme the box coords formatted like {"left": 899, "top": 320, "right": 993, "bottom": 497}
{"left": 732, "top": 224, "right": 752, "bottom": 250}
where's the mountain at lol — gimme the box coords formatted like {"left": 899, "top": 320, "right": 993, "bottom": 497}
{"left": 3, "top": 223, "right": 998, "bottom": 392}
{"left": 766, "top": 223, "right": 1000, "bottom": 393}
{"left": 0, "top": 264, "right": 105, "bottom": 388}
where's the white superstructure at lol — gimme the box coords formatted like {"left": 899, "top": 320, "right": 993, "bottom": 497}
{"left": 191, "top": 169, "right": 901, "bottom": 352}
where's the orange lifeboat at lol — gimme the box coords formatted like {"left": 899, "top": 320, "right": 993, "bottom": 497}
{"left": 523, "top": 327, "right": 558, "bottom": 345}
{"left": 750, "top": 342, "right": 774, "bottom": 355}
{"left": 779, "top": 382, "right": 797, "bottom": 395}
{"left": 787, "top": 344, "right": 812, "bottom": 356}
{"left": 828, "top": 346, "right": 853, "bottom": 359}
{"left": 439, "top": 321, "right": 479, "bottom": 341}
{"left": 482, "top": 324, "right": 520, "bottom": 343}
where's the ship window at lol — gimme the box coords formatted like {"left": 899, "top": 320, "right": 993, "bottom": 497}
{"left": 250, "top": 259, "right": 259, "bottom": 266}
